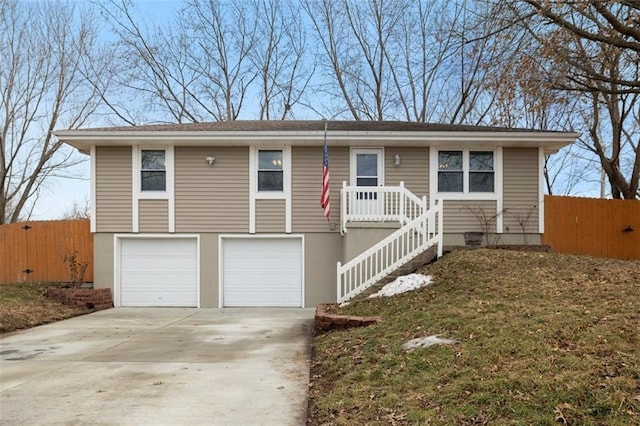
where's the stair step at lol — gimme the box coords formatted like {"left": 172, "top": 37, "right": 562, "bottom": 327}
{"left": 376, "top": 246, "right": 438, "bottom": 284}
{"left": 337, "top": 200, "right": 444, "bottom": 303}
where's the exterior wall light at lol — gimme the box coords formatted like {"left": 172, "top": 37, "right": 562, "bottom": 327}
{"left": 206, "top": 156, "right": 215, "bottom": 165}
{"left": 394, "top": 153, "right": 401, "bottom": 166}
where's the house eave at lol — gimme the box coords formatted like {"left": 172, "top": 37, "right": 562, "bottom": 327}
{"left": 55, "top": 129, "right": 578, "bottom": 155}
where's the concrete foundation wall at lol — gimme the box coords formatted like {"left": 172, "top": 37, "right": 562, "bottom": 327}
{"left": 304, "top": 233, "right": 342, "bottom": 306}
{"left": 93, "top": 233, "right": 114, "bottom": 291}
{"left": 342, "top": 223, "right": 399, "bottom": 263}
{"left": 443, "top": 232, "right": 542, "bottom": 246}
{"left": 92, "top": 229, "right": 542, "bottom": 307}
{"left": 199, "top": 234, "right": 219, "bottom": 308}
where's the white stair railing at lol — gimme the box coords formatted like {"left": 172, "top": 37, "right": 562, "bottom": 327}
{"left": 337, "top": 200, "right": 443, "bottom": 303}
{"left": 341, "top": 181, "right": 427, "bottom": 234}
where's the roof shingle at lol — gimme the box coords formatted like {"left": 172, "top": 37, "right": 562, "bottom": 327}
{"left": 74, "top": 120, "right": 564, "bottom": 133}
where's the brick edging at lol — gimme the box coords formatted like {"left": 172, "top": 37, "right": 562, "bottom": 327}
{"left": 489, "top": 244, "right": 551, "bottom": 252}
{"left": 315, "top": 303, "right": 380, "bottom": 332}
{"left": 45, "top": 287, "right": 113, "bottom": 311}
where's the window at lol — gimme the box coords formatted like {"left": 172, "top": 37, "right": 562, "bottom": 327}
{"left": 141, "top": 149, "right": 166, "bottom": 191}
{"left": 356, "top": 153, "right": 379, "bottom": 187}
{"left": 469, "top": 151, "right": 494, "bottom": 192}
{"left": 438, "top": 151, "right": 463, "bottom": 192}
{"left": 258, "top": 150, "right": 283, "bottom": 191}
{"left": 437, "top": 150, "right": 494, "bottom": 193}
{"left": 249, "top": 146, "right": 291, "bottom": 233}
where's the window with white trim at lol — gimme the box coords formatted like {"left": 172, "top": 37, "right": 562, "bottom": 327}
{"left": 258, "top": 149, "right": 284, "bottom": 192}
{"left": 141, "top": 149, "right": 166, "bottom": 191}
{"left": 469, "top": 151, "right": 494, "bottom": 192}
{"left": 437, "top": 151, "right": 463, "bottom": 192}
{"left": 438, "top": 150, "right": 494, "bottom": 193}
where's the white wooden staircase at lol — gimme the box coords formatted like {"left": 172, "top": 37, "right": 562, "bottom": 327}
{"left": 337, "top": 182, "right": 443, "bottom": 303}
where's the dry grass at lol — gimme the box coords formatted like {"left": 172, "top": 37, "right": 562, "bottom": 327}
{"left": 308, "top": 249, "right": 640, "bottom": 425}
{"left": 0, "top": 282, "right": 90, "bottom": 334}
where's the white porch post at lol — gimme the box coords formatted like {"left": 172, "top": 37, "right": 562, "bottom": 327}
{"left": 399, "top": 181, "right": 405, "bottom": 223}
{"left": 336, "top": 261, "right": 342, "bottom": 303}
{"left": 437, "top": 199, "right": 444, "bottom": 257}
{"left": 341, "top": 181, "right": 347, "bottom": 235}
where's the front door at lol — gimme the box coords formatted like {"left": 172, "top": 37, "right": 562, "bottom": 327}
{"left": 350, "top": 148, "right": 384, "bottom": 217}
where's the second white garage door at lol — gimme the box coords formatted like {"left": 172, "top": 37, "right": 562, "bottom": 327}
{"left": 120, "top": 237, "right": 198, "bottom": 307}
{"left": 222, "top": 237, "right": 303, "bottom": 307}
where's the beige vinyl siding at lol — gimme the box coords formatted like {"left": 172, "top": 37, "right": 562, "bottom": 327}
{"left": 503, "top": 148, "right": 539, "bottom": 233}
{"left": 175, "top": 146, "right": 249, "bottom": 232}
{"left": 443, "top": 200, "right": 497, "bottom": 233}
{"left": 384, "top": 147, "right": 429, "bottom": 198}
{"left": 138, "top": 200, "right": 168, "bottom": 232}
{"left": 255, "top": 199, "right": 285, "bottom": 232}
{"left": 95, "top": 146, "right": 132, "bottom": 232}
{"left": 292, "top": 146, "right": 349, "bottom": 232}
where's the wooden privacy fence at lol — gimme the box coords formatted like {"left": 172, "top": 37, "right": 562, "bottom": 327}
{"left": 543, "top": 196, "right": 640, "bottom": 260}
{"left": 0, "top": 219, "right": 93, "bottom": 284}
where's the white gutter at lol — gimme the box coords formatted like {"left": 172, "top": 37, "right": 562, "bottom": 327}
{"left": 54, "top": 129, "right": 578, "bottom": 141}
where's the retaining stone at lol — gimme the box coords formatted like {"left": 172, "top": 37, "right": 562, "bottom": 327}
{"left": 45, "top": 287, "right": 113, "bottom": 311}
{"left": 315, "top": 303, "right": 381, "bottom": 332}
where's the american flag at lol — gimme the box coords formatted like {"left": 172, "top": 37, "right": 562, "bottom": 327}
{"left": 321, "top": 123, "right": 330, "bottom": 221}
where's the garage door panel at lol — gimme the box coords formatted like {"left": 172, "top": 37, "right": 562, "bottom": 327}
{"left": 121, "top": 238, "right": 198, "bottom": 307}
{"left": 223, "top": 238, "right": 302, "bottom": 307}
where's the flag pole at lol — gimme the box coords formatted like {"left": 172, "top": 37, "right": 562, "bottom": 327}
{"left": 321, "top": 122, "right": 331, "bottom": 222}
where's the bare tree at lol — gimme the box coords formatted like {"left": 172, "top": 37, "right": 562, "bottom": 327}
{"left": 61, "top": 198, "right": 91, "bottom": 220}
{"left": 502, "top": 1, "right": 640, "bottom": 199}
{"left": 182, "top": 0, "right": 259, "bottom": 121}
{"left": 97, "top": 0, "right": 207, "bottom": 123}
{"left": 301, "top": 0, "right": 369, "bottom": 119}
{"left": 249, "top": 0, "right": 313, "bottom": 120}
{"left": 544, "top": 146, "right": 599, "bottom": 196}
{"left": 98, "top": 0, "right": 312, "bottom": 122}
{"left": 438, "top": 0, "right": 515, "bottom": 125}
{"left": 521, "top": 0, "right": 640, "bottom": 94}
{"left": 301, "top": 0, "right": 513, "bottom": 124}
{"left": 0, "top": 0, "right": 102, "bottom": 223}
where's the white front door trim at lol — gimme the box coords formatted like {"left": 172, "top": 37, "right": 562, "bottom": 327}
{"left": 349, "top": 148, "right": 385, "bottom": 216}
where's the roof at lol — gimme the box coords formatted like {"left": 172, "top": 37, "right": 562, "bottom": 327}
{"left": 54, "top": 120, "right": 578, "bottom": 154}
{"left": 59, "top": 120, "right": 567, "bottom": 133}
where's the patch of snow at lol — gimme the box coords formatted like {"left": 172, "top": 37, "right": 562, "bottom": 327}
{"left": 402, "top": 335, "right": 458, "bottom": 351}
{"left": 368, "top": 273, "right": 433, "bottom": 298}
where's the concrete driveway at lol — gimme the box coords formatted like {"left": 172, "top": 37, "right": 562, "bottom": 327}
{"left": 0, "top": 308, "right": 314, "bottom": 425}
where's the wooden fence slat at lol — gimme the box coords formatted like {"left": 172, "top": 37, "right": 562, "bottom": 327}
{"left": 543, "top": 195, "right": 640, "bottom": 260}
{"left": 0, "top": 219, "right": 93, "bottom": 284}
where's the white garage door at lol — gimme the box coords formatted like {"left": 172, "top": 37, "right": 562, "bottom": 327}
{"left": 222, "top": 238, "right": 303, "bottom": 307}
{"left": 120, "top": 238, "right": 198, "bottom": 307}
